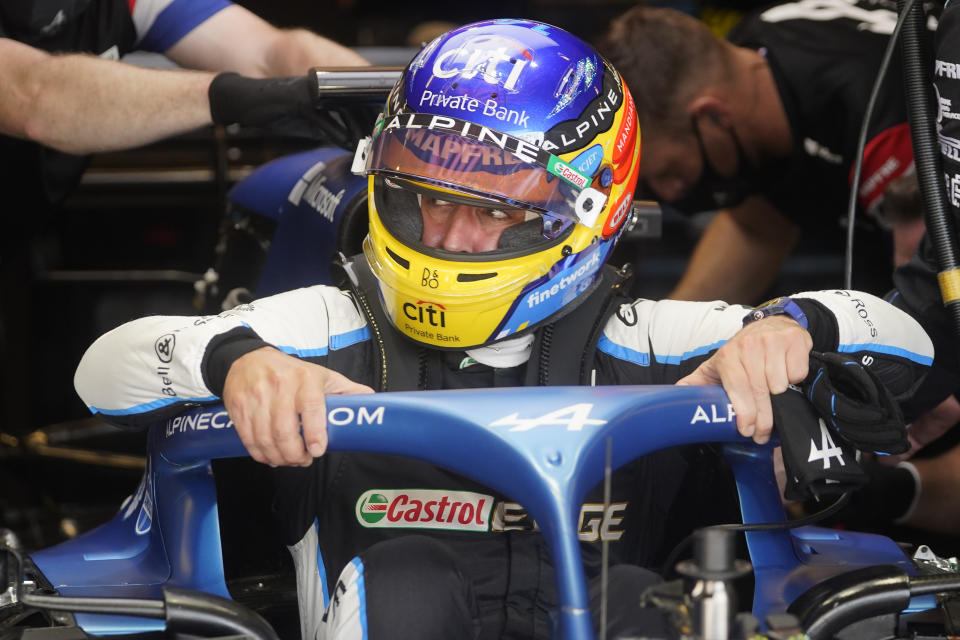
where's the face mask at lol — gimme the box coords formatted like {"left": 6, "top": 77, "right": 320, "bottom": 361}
{"left": 668, "top": 115, "right": 760, "bottom": 214}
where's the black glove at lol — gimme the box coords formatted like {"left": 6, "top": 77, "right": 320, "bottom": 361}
{"left": 208, "top": 72, "right": 373, "bottom": 150}
{"left": 804, "top": 351, "right": 909, "bottom": 454}
{"left": 773, "top": 387, "right": 868, "bottom": 502}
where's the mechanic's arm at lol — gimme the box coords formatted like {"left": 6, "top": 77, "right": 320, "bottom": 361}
{"left": 675, "top": 291, "right": 933, "bottom": 444}
{"left": 165, "top": 4, "right": 368, "bottom": 75}
{"left": 668, "top": 195, "right": 800, "bottom": 304}
{"left": 0, "top": 37, "right": 213, "bottom": 154}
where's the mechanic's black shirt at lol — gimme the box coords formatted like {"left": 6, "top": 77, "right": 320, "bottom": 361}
{"left": 729, "top": 0, "right": 925, "bottom": 235}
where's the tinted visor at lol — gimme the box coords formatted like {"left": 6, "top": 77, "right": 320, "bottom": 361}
{"left": 374, "top": 177, "right": 573, "bottom": 257}
{"left": 365, "top": 125, "right": 592, "bottom": 224}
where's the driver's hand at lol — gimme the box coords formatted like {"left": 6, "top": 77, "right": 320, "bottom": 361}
{"left": 675, "top": 315, "right": 812, "bottom": 444}
{"left": 222, "top": 346, "right": 374, "bottom": 467}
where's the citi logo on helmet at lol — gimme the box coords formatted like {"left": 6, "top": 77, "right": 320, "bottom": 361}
{"left": 432, "top": 43, "right": 533, "bottom": 91}
{"left": 403, "top": 300, "right": 446, "bottom": 327}
{"left": 356, "top": 489, "right": 494, "bottom": 532}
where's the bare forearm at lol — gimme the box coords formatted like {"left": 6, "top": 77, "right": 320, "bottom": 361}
{"left": 4, "top": 47, "right": 214, "bottom": 154}
{"left": 669, "top": 203, "right": 799, "bottom": 304}
{"left": 164, "top": 6, "right": 369, "bottom": 77}
{"left": 263, "top": 28, "right": 369, "bottom": 75}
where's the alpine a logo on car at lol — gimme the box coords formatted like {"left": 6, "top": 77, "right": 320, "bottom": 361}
{"left": 356, "top": 489, "right": 494, "bottom": 531}
{"left": 121, "top": 461, "right": 154, "bottom": 535}
{"left": 490, "top": 402, "right": 606, "bottom": 432}
{"left": 136, "top": 487, "right": 154, "bottom": 536}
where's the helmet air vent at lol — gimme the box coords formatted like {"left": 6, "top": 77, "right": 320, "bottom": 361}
{"left": 385, "top": 246, "right": 409, "bottom": 269}
{"left": 457, "top": 272, "right": 497, "bottom": 282}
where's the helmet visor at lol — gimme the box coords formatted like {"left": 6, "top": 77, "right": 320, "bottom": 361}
{"left": 373, "top": 176, "right": 573, "bottom": 258}
{"left": 363, "top": 119, "right": 605, "bottom": 225}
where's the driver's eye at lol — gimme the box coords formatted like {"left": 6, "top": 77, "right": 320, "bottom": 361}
{"left": 488, "top": 209, "right": 509, "bottom": 220}
{"left": 426, "top": 197, "right": 455, "bottom": 207}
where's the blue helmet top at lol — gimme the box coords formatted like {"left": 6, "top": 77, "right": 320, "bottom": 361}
{"left": 386, "top": 19, "right": 620, "bottom": 154}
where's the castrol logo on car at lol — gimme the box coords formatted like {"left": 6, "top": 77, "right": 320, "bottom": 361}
{"left": 356, "top": 489, "right": 494, "bottom": 532}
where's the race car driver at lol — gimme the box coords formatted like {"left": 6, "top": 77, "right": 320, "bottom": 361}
{"left": 73, "top": 19, "right": 934, "bottom": 640}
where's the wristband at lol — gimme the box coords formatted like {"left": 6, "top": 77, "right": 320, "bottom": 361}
{"left": 742, "top": 297, "right": 809, "bottom": 330}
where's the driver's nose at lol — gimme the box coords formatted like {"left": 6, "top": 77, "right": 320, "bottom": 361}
{"left": 438, "top": 207, "right": 499, "bottom": 253}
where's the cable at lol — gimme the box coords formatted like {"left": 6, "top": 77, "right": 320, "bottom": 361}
{"left": 844, "top": 0, "right": 918, "bottom": 289}
{"left": 660, "top": 492, "right": 851, "bottom": 578}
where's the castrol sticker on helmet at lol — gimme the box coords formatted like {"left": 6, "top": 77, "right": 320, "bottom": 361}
{"left": 356, "top": 489, "right": 494, "bottom": 531}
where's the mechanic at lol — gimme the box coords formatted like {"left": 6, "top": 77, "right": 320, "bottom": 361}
{"left": 0, "top": 0, "right": 369, "bottom": 435}
{"left": 73, "top": 20, "right": 934, "bottom": 640}
{"left": 597, "top": 0, "right": 930, "bottom": 305}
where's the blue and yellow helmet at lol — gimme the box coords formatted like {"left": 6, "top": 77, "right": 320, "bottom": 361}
{"left": 354, "top": 19, "right": 641, "bottom": 349}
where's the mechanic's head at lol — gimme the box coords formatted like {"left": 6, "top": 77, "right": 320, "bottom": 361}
{"left": 598, "top": 7, "right": 763, "bottom": 213}
{"left": 353, "top": 18, "right": 641, "bottom": 349}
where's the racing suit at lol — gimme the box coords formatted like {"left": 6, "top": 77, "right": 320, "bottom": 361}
{"left": 74, "top": 263, "right": 933, "bottom": 639}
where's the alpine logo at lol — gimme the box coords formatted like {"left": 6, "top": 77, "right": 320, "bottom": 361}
{"left": 490, "top": 403, "right": 606, "bottom": 432}
{"left": 808, "top": 420, "right": 845, "bottom": 469}
{"left": 356, "top": 489, "right": 494, "bottom": 532}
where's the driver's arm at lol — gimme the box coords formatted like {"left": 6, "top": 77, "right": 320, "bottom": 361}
{"left": 164, "top": 4, "right": 369, "bottom": 75}
{"left": 74, "top": 286, "right": 372, "bottom": 467}
{"left": 668, "top": 195, "right": 800, "bottom": 304}
{"left": 676, "top": 291, "right": 933, "bottom": 444}
{"left": 221, "top": 346, "right": 371, "bottom": 468}
{"left": 0, "top": 37, "right": 214, "bottom": 154}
